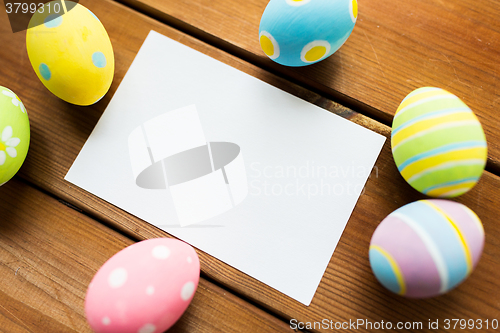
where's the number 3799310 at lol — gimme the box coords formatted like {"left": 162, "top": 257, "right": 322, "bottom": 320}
{"left": 443, "top": 319, "right": 498, "bottom": 330}
{"left": 5, "top": 2, "right": 63, "bottom": 14}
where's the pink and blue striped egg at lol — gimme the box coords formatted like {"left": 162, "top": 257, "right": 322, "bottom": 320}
{"left": 369, "top": 199, "right": 484, "bottom": 298}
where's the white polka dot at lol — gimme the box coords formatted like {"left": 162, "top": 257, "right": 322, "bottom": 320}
{"left": 138, "top": 323, "right": 156, "bottom": 333}
{"left": 108, "top": 268, "right": 128, "bottom": 288}
{"left": 181, "top": 281, "right": 195, "bottom": 301}
{"left": 300, "top": 40, "right": 331, "bottom": 64}
{"left": 152, "top": 245, "right": 170, "bottom": 260}
{"left": 350, "top": 0, "right": 358, "bottom": 23}
{"left": 102, "top": 317, "right": 111, "bottom": 325}
{"left": 259, "top": 31, "right": 280, "bottom": 60}
{"left": 187, "top": 256, "right": 192, "bottom": 263}
{"left": 146, "top": 285, "right": 155, "bottom": 295}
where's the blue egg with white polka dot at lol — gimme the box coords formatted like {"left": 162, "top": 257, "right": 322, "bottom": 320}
{"left": 259, "top": 0, "right": 358, "bottom": 67}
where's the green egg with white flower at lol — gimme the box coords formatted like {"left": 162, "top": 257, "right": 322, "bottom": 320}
{"left": 0, "top": 86, "right": 30, "bottom": 186}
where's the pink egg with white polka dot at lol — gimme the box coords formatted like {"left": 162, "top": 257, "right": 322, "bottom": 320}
{"left": 85, "top": 238, "right": 200, "bottom": 333}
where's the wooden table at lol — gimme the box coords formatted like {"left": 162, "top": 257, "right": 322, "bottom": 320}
{"left": 1, "top": 0, "right": 499, "bottom": 331}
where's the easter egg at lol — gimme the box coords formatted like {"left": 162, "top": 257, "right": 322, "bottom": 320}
{"left": 259, "top": 0, "right": 358, "bottom": 67}
{"left": 0, "top": 87, "right": 30, "bottom": 186}
{"left": 26, "top": 1, "right": 114, "bottom": 106}
{"left": 369, "top": 199, "right": 484, "bottom": 298}
{"left": 391, "top": 87, "right": 487, "bottom": 198}
{"left": 85, "top": 238, "right": 200, "bottom": 333}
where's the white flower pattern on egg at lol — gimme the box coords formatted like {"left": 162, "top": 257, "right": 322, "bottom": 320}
{"left": 2, "top": 90, "right": 26, "bottom": 113}
{"left": 0, "top": 126, "right": 21, "bottom": 165}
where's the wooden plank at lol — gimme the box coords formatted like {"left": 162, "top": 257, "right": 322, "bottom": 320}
{"left": 0, "top": 179, "right": 294, "bottom": 332}
{"left": 1, "top": 0, "right": 499, "bottom": 331}
{"left": 114, "top": 0, "right": 500, "bottom": 172}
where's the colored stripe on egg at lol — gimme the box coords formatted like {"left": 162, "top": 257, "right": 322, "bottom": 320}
{"left": 399, "top": 87, "right": 442, "bottom": 104}
{"left": 423, "top": 201, "right": 473, "bottom": 275}
{"left": 423, "top": 177, "right": 480, "bottom": 197}
{"left": 391, "top": 211, "right": 449, "bottom": 293}
{"left": 406, "top": 159, "right": 485, "bottom": 184}
{"left": 397, "top": 141, "right": 487, "bottom": 173}
{"left": 392, "top": 110, "right": 479, "bottom": 149}
{"left": 392, "top": 107, "right": 471, "bottom": 136}
{"left": 461, "top": 205, "right": 485, "bottom": 237}
{"left": 394, "top": 93, "right": 458, "bottom": 121}
{"left": 369, "top": 245, "right": 406, "bottom": 295}
{"left": 397, "top": 201, "right": 471, "bottom": 290}
{"left": 392, "top": 120, "right": 481, "bottom": 154}
{"left": 432, "top": 201, "right": 485, "bottom": 268}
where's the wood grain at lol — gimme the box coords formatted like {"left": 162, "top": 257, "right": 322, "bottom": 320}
{"left": 115, "top": 0, "right": 500, "bottom": 173}
{"left": 1, "top": 0, "right": 499, "bottom": 332}
{"left": 0, "top": 179, "right": 294, "bottom": 332}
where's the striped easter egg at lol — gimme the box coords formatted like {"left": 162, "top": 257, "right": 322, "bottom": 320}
{"left": 369, "top": 199, "right": 484, "bottom": 298}
{"left": 391, "top": 87, "right": 487, "bottom": 198}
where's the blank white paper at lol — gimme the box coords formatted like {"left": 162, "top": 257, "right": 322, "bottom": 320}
{"left": 65, "top": 30, "right": 386, "bottom": 306}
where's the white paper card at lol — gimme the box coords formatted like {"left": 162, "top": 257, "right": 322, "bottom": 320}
{"left": 65, "top": 30, "right": 386, "bottom": 305}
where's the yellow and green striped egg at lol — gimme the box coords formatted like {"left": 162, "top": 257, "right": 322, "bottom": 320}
{"left": 391, "top": 87, "right": 487, "bottom": 198}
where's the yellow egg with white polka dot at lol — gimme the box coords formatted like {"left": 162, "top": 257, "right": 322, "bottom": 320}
{"left": 26, "top": 1, "right": 114, "bottom": 106}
